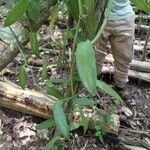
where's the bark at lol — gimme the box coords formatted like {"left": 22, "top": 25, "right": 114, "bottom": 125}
{"left": 102, "top": 65, "right": 150, "bottom": 82}
{"left": 141, "top": 25, "right": 150, "bottom": 61}
{"left": 135, "top": 24, "right": 150, "bottom": 32}
{"left": 0, "top": 81, "right": 119, "bottom": 134}
{"left": 104, "top": 55, "right": 150, "bottom": 73}
{"left": 0, "top": 81, "right": 55, "bottom": 118}
{"left": 0, "top": 0, "right": 57, "bottom": 71}
{"left": 130, "top": 60, "right": 150, "bottom": 73}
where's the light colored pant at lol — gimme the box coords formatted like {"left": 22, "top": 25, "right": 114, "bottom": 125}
{"left": 95, "top": 15, "right": 135, "bottom": 88}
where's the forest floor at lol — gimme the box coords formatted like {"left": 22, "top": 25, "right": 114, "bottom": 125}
{"left": 0, "top": 22, "right": 150, "bottom": 150}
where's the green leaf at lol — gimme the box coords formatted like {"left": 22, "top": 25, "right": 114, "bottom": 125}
{"left": 53, "top": 102, "right": 69, "bottom": 138}
{"left": 27, "top": 0, "right": 40, "bottom": 21}
{"left": 92, "top": 0, "right": 112, "bottom": 44}
{"left": 105, "top": 0, "right": 113, "bottom": 17}
{"left": 36, "top": 118, "right": 55, "bottom": 130}
{"left": 76, "top": 40, "right": 97, "bottom": 96}
{"left": 49, "top": 5, "right": 58, "bottom": 29}
{"left": 82, "top": 0, "right": 96, "bottom": 39}
{"left": 70, "top": 122, "right": 80, "bottom": 131}
{"left": 45, "top": 80, "right": 63, "bottom": 99}
{"left": 29, "top": 32, "right": 40, "bottom": 57}
{"left": 44, "top": 136, "right": 60, "bottom": 150}
{"left": 4, "top": 0, "right": 29, "bottom": 27}
{"left": 19, "top": 65, "right": 26, "bottom": 90}
{"left": 130, "top": 0, "right": 150, "bottom": 14}
{"left": 41, "top": 63, "right": 48, "bottom": 81}
{"left": 66, "top": 0, "right": 79, "bottom": 22}
{"left": 73, "top": 98, "right": 96, "bottom": 107}
{"left": 96, "top": 80, "right": 122, "bottom": 103}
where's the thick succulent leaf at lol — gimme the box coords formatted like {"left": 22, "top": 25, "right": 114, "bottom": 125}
{"left": 45, "top": 80, "right": 63, "bottom": 99}
{"left": 82, "top": 0, "right": 96, "bottom": 39}
{"left": 29, "top": 32, "right": 40, "bottom": 56}
{"left": 27, "top": 0, "right": 40, "bottom": 21}
{"left": 44, "top": 136, "right": 60, "bottom": 150}
{"left": 66, "top": 0, "right": 79, "bottom": 22}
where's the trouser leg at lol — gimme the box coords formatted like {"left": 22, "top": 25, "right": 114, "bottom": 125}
{"left": 95, "top": 22, "right": 111, "bottom": 74}
{"left": 110, "top": 16, "right": 135, "bottom": 88}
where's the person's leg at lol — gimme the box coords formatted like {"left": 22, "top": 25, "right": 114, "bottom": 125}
{"left": 95, "top": 21, "right": 112, "bottom": 74}
{"left": 110, "top": 16, "right": 135, "bottom": 88}
{"left": 110, "top": 16, "right": 135, "bottom": 105}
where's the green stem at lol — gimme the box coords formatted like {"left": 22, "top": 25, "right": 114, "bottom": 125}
{"left": 9, "top": 27, "right": 27, "bottom": 63}
{"left": 91, "top": 0, "right": 112, "bottom": 44}
{"left": 91, "top": 19, "right": 107, "bottom": 44}
{"left": 70, "top": 0, "right": 82, "bottom": 95}
{"left": 63, "top": 89, "right": 85, "bottom": 102}
{"left": 9, "top": 27, "right": 42, "bottom": 91}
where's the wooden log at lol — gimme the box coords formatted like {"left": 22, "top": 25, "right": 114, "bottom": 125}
{"left": 135, "top": 24, "right": 150, "bottom": 32}
{"left": 104, "top": 55, "right": 150, "bottom": 73}
{"left": 0, "top": 81, "right": 119, "bottom": 134}
{"left": 0, "top": 81, "right": 55, "bottom": 118}
{"left": 0, "top": 0, "right": 57, "bottom": 71}
{"left": 102, "top": 65, "right": 150, "bottom": 82}
{"left": 73, "top": 108, "right": 120, "bottom": 134}
{"left": 130, "top": 60, "right": 150, "bottom": 73}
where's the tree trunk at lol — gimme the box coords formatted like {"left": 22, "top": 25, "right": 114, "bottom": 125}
{"left": 0, "top": 0, "right": 57, "bottom": 71}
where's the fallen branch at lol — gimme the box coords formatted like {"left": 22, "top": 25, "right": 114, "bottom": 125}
{"left": 102, "top": 65, "right": 150, "bottom": 82}
{"left": 0, "top": 81, "right": 55, "bottom": 118}
{"left": 135, "top": 24, "right": 150, "bottom": 32}
{"left": 104, "top": 55, "right": 150, "bottom": 73}
{"left": 130, "top": 60, "right": 150, "bottom": 73}
{"left": 0, "top": 81, "right": 119, "bottom": 134}
{"left": 119, "top": 136, "right": 150, "bottom": 150}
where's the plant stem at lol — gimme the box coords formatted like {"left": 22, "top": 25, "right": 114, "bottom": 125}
{"left": 91, "top": 19, "right": 107, "bottom": 44}
{"left": 70, "top": 0, "right": 82, "bottom": 96}
{"left": 9, "top": 27, "right": 42, "bottom": 91}
{"left": 63, "top": 89, "right": 85, "bottom": 102}
{"left": 91, "top": 0, "right": 112, "bottom": 44}
{"left": 9, "top": 27, "right": 27, "bottom": 63}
